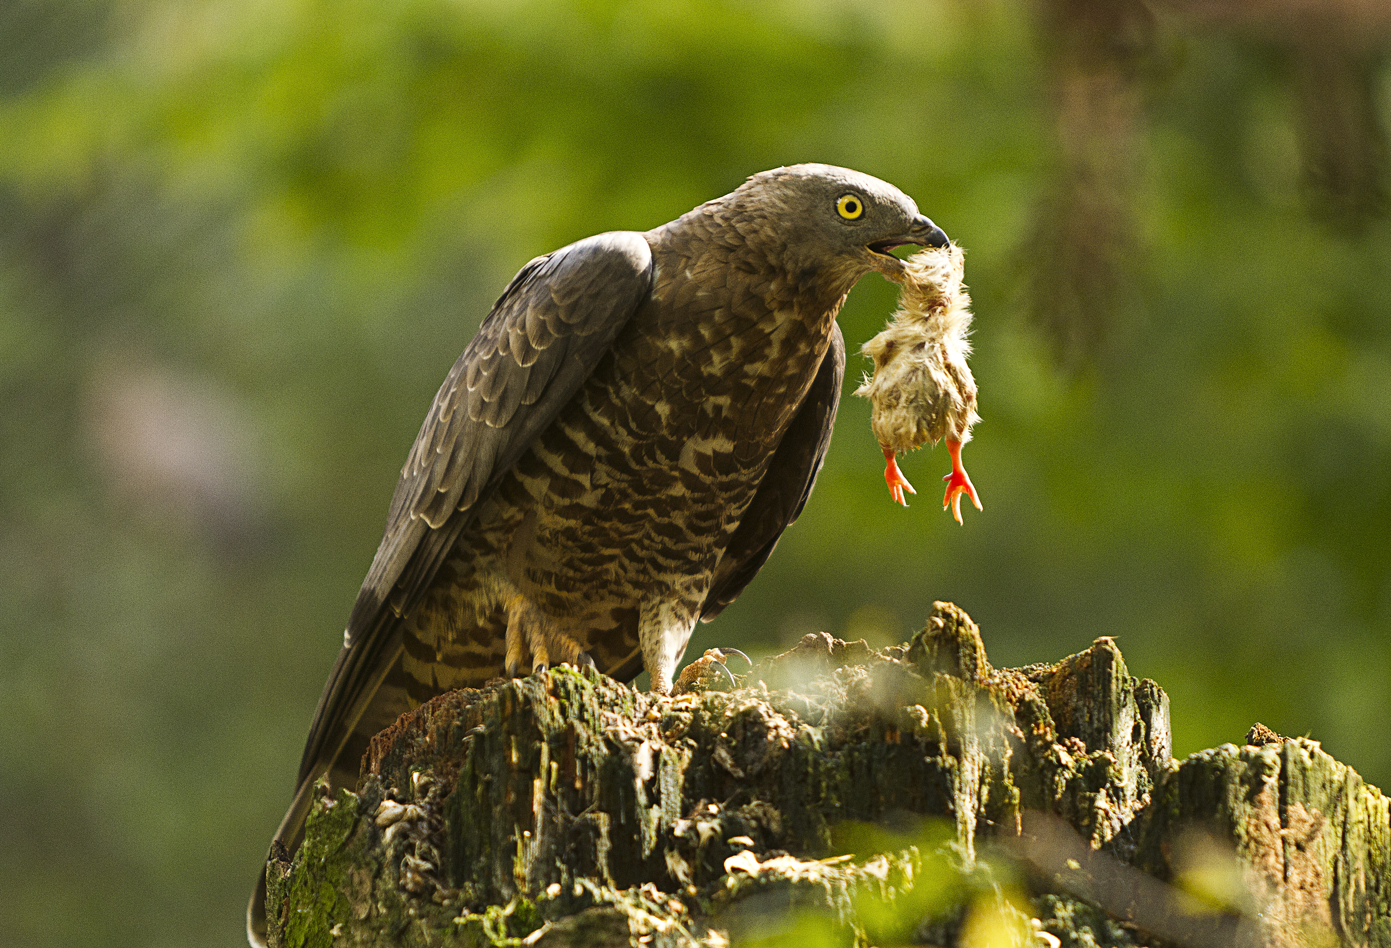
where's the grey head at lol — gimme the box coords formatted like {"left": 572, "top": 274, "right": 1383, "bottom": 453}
{"left": 711, "top": 163, "right": 950, "bottom": 291}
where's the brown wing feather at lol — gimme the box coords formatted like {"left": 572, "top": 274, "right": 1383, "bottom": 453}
{"left": 301, "top": 232, "right": 653, "bottom": 780}
{"left": 249, "top": 232, "right": 653, "bottom": 946}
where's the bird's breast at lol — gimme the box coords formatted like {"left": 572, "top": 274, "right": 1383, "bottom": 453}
{"left": 450, "top": 244, "right": 845, "bottom": 645}
{"left": 616, "top": 256, "right": 837, "bottom": 446}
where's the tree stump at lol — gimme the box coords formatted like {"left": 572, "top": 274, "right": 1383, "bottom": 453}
{"left": 263, "top": 602, "right": 1391, "bottom": 947}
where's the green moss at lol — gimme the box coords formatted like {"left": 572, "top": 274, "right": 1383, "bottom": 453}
{"left": 1034, "top": 894, "right": 1143, "bottom": 948}
{"left": 278, "top": 786, "right": 369, "bottom": 948}
{"left": 451, "top": 898, "right": 543, "bottom": 946}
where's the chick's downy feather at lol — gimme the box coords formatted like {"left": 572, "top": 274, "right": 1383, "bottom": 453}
{"left": 855, "top": 244, "right": 981, "bottom": 519}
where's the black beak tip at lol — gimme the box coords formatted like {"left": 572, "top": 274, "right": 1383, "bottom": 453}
{"left": 914, "top": 215, "right": 950, "bottom": 249}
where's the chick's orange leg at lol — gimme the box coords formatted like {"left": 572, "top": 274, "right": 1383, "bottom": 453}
{"left": 882, "top": 446, "right": 916, "bottom": 507}
{"left": 941, "top": 438, "right": 982, "bottom": 524}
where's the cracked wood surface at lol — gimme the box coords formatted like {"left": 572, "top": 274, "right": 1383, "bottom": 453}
{"left": 263, "top": 602, "right": 1391, "bottom": 948}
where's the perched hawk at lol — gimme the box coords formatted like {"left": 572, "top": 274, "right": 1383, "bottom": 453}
{"left": 249, "top": 164, "right": 947, "bottom": 944}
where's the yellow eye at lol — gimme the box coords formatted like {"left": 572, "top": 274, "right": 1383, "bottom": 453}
{"left": 836, "top": 193, "right": 864, "bottom": 220}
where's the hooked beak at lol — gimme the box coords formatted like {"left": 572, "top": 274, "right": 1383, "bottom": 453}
{"left": 866, "top": 214, "right": 951, "bottom": 275}
{"left": 909, "top": 214, "right": 950, "bottom": 249}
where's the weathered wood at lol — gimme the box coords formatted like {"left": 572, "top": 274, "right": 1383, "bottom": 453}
{"left": 264, "top": 602, "right": 1391, "bottom": 947}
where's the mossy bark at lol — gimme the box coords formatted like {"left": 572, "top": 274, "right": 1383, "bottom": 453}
{"left": 263, "top": 602, "right": 1391, "bottom": 948}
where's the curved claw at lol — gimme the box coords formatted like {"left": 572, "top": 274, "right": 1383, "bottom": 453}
{"left": 708, "top": 661, "right": 737, "bottom": 691}
{"left": 882, "top": 447, "right": 916, "bottom": 507}
{"left": 674, "top": 649, "right": 744, "bottom": 694}
{"left": 715, "top": 648, "right": 753, "bottom": 671}
{"left": 941, "top": 438, "right": 982, "bottom": 525}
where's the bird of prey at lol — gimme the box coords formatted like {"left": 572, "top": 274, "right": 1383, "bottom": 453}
{"left": 855, "top": 244, "right": 981, "bottom": 521}
{"left": 249, "top": 164, "right": 948, "bottom": 944}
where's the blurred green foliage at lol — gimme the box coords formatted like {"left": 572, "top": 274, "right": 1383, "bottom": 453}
{"left": 1, "top": 0, "right": 1388, "bottom": 945}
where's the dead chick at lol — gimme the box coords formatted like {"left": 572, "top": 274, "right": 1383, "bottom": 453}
{"left": 855, "top": 243, "right": 982, "bottom": 523}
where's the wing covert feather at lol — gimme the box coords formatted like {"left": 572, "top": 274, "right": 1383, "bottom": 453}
{"left": 298, "top": 231, "right": 652, "bottom": 783}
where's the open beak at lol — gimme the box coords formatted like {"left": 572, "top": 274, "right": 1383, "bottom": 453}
{"left": 867, "top": 214, "right": 951, "bottom": 274}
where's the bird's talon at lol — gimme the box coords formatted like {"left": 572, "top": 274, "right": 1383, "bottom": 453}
{"left": 716, "top": 648, "right": 753, "bottom": 671}
{"left": 673, "top": 648, "right": 747, "bottom": 693}
{"left": 709, "top": 661, "right": 737, "bottom": 691}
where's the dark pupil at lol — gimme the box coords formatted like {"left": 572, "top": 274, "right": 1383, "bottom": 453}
{"left": 846, "top": 200, "right": 858, "bottom": 214}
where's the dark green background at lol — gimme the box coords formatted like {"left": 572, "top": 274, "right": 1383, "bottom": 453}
{"left": 2, "top": 1, "right": 1388, "bottom": 944}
